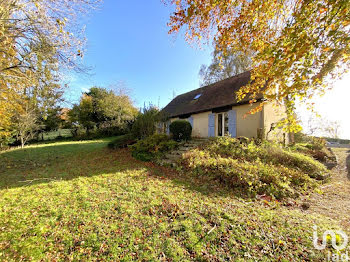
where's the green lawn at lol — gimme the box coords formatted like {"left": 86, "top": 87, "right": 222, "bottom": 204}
{"left": 0, "top": 138, "right": 342, "bottom": 261}
{"left": 41, "top": 129, "right": 73, "bottom": 141}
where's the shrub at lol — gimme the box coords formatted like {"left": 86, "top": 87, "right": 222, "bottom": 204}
{"left": 132, "top": 107, "right": 160, "bottom": 139}
{"left": 305, "top": 137, "right": 327, "bottom": 151}
{"left": 267, "top": 148, "right": 328, "bottom": 178}
{"left": 169, "top": 120, "right": 192, "bottom": 141}
{"left": 291, "top": 143, "right": 333, "bottom": 163}
{"left": 204, "top": 137, "right": 328, "bottom": 178}
{"left": 108, "top": 134, "right": 136, "bottom": 149}
{"left": 131, "top": 134, "right": 178, "bottom": 161}
{"left": 180, "top": 149, "right": 317, "bottom": 199}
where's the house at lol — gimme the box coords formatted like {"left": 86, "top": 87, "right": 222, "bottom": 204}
{"left": 161, "top": 71, "right": 287, "bottom": 142}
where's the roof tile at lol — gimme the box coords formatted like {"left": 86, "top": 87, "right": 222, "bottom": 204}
{"left": 162, "top": 71, "right": 256, "bottom": 117}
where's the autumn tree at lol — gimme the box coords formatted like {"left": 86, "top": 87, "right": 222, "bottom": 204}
{"left": 167, "top": 0, "right": 350, "bottom": 131}
{"left": 199, "top": 48, "right": 251, "bottom": 87}
{"left": 0, "top": 0, "right": 100, "bottom": 145}
{"left": 12, "top": 102, "right": 40, "bottom": 148}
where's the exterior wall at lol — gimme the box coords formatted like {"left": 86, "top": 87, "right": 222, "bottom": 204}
{"left": 167, "top": 101, "right": 287, "bottom": 140}
{"left": 168, "top": 113, "right": 211, "bottom": 138}
{"left": 191, "top": 111, "right": 211, "bottom": 138}
{"left": 263, "top": 102, "right": 287, "bottom": 142}
{"left": 169, "top": 103, "right": 263, "bottom": 138}
{"left": 170, "top": 117, "right": 179, "bottom": 123}
{"left": 235, "top": 103, "right": 263, "bottom": 138}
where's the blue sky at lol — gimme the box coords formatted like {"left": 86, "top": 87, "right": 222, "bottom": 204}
{"left": 65, "top": 0, "right": 350, "bottom": 139}
{"left": 65, "top": 0, "right": 212, "bottom": 109}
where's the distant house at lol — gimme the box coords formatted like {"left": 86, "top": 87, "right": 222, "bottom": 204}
{"left": 59, "top": 108, "right": 70, "bottom": 121}
{"left": 161, "top": 71, "right": 287, "bottom": 141}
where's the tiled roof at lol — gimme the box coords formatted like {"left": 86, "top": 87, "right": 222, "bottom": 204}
{"left": 162, "top": 71, "right": 259, "bottom": 117}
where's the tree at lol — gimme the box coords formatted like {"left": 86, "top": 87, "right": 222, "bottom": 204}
{"left": 0, "top": 0, "right": 100, "bottom": 78}
{"left": 323, "top": 120, "right": 341, "bottom": 139}
{"left": 13, "top": 104, "right": 40, "bottom": 148}
{"left": 305, "top": 115, "right": 341, "bottom": 138}
{"left": 0, "top": 84, "right": 19, "bottom": 144}
{"left": 69, "top": 94, "right": 95, "bottom": 135}
{"left": 132, "top": 106, "right": 160, "bottom": 139}
{"left": 167, "top": 0, "right": 350, "bottom": 131}
{"left": 38, "top": 107, "right": 64, "bottom": 140}
{"left": 69, "top": 87, "right": 138, "bottom": 136}
{"left": 0, "top": 0, "right": 100, "bottom": 144}
{"left": 199, "top": 48, "right": 251, "bottom": 87}
{"left": 87, "top": 87, "right": 138, "bottom": 131}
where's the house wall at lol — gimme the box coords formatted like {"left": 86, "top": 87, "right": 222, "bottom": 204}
{"left": 169, "top": 102, "right": 264, "bottom": 138}
{"left": 263, "top": 102, "right": 287, "bottom": 142}
{"left": 170, "top": 117, "right": 179, "bottom": 122}
{"left": 169, "top": 113, "right": 210, "bottom": 138}
{"left": 167, "top": 102, "right": 287, "bottom": 141}
{"left": 191, "top": 111, "right": 211, "bottom": 137}
{"left": 235, "top": 103, "right": 263, "bottom": 138}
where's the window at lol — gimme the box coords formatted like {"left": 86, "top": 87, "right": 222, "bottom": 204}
{"left": 218, "top": 113, "right": 223, "bottom": 136}
{"left": 217, "top": 112, "right": 229, "bottom": 137}
{"left": 193, "top": 94, "right": 201, "bottom": 100}
{"left": 224, "top": 112, "right": 229, "bottom": 135}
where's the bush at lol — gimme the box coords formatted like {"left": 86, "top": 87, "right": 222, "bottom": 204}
{"left": 181, "top": 149, "right": 317, "bottom": 199}
{"left": 108, "top": 134, "right": 136, "bottom": 149}
{"left": 169, "top": 120, "right": 192, "bottom": 141}
{"left": 305, "top": 137, "right": 326, "bottom": 151}
{"left": 97, "top": 125, "right": 129, "bottom": 137}
{"left": 131, "top": 134, "right": 178, "bottom": 161}
{"left": 177, "top": 136, "right": 330, "bottom": 199}
{"left": 291, "top": 143, "right": 336, "bottom": 164}
{"left": 205, "top": 137, "right": 328, "bottom": 178}
{"left": 132, "top": 107, "right": 160, "bottom": 139}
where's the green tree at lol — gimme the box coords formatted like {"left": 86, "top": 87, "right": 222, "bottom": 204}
{"left": 70, "top": 94, "right": 95, "bottom": 135}
{"left": 38, "top": 107, "right": 64, "bottom": 140}
{"left": 69, "top": 87, "right": 138, "bottom": 136}
{"left": 132, "top": 106, "right": 160, "bottom": 139}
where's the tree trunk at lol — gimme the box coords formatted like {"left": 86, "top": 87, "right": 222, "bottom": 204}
{"left": 20, "top": 136, "right": 24, "bottom": 148}
{"left": 288, "top": 132, "right": 295, "bottom": 145}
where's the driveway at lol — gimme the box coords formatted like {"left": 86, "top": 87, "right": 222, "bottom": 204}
{"left": 302, "top": 147, "right": 350, "bottom": 229}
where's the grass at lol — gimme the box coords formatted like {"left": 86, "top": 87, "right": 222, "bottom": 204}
{"left": 41, "top": 129, "right": 73, "bottom": 141}
{"left": 0, "top": 138, "right": 345, "bottom": 261}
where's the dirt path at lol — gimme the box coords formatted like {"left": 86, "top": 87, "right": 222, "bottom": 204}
{"left": 301, "top": 147, "right": 350, "bottom": 229}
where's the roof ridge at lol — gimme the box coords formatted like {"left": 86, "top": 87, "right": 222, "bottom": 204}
{"left": 175, "top": 71, "right": 251, "bottom": 99}
{"left": 162, "top": 71, "right": 254, "bottom": 118}
{"left": 202, "top": 70, "right": 250, "bottom": 88}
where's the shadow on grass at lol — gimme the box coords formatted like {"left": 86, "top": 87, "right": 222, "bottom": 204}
{"left": 0, "top": 139, "right": 234, "bottom": 199}
{"left": 0, "top": 139, "right": 119, "bottom": 190}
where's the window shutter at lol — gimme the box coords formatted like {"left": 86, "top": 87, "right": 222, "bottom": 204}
{"left": 208, "top": 113, "right": 215, "bottom": 137}
{"left": 228, "top": 110, "right": 237, "bottom": 137}
{"left": 166, "top": 121, "right": 170, "bottom": 135}
{"left": 188, "top": 116, "right": 193, "bottom": 128}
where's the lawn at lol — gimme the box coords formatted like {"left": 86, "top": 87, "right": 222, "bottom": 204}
{"left": 41, "top": 129, "right": 73, "bottom": 141}
{"left": 0, "top": 138, "right": 343, "bottom": 261}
